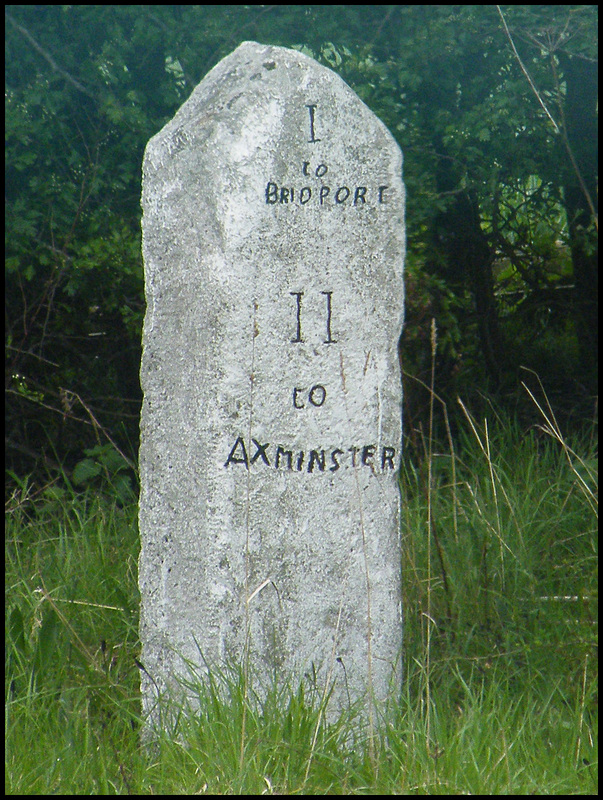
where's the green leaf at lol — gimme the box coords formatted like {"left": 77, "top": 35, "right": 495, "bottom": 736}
{"left": 33, "top": 607, "right": 60, "bottom": 678}
{"left": 8, "top": 606, "right": 27, "bottom": 658}
{"left": 72, "top": 458, "right": 102, "bottom": 485}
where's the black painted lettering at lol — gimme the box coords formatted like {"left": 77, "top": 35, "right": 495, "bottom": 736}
{"left": 306, "top": 104, "right": 321, "bottom": 143}
{"left": 361, "top": 445, "right": 375, "bottom": 467}
{"left": 335, "top": 186, "right": 350, "bottom": 204}
{"left": 290, "top": 292, "right": 304, "bottom": 342}
{"left": 302, "top": 161, "right": 311, "bottom": 176}
{"left": 315, "top": 163, "right": 328, "bottom": 177}
{"left": 291, "top": 290, "right": 335, "bottom": 344}
{"left": 330, "top": 448, "right": 344, "bottom": 472}
{"left": 265, "top": 182, "right": 278, "bottom": 204}
{"left": 309, "top": 385, "right": 326, "bottom": 407}
{"left": 226, "top": 440, "right": 397, "bottom": 475}
{"left": 308, "top": 449, "right": 326, "bottom": 472}
{"left": 267, "top": 181, "right": 389, "bottom": 207}
{"left": 250, "top": 439, "right": 270, "bottom": 466}
{"left": 381, "top": 447, "right": 396, "bottom": 470}
{"left": 293, "top": 387, "right": 305, "bottom": 409}
{"left": 224, "top": 437, "right": 249, "bottom": 468}
{"left": 354, "top": 187, "right": 367, "bottom": 205}
{"left": 276, "top": 446, "right": 293, "bottom": 470}
{"left": 321, "top": 291, "right": 337, "bottom": 343}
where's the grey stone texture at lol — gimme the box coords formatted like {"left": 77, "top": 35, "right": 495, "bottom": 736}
{"left": 139, "top": 41, "right": 405, "bottom": 722}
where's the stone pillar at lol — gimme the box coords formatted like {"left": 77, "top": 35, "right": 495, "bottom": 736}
{"left": 139, "top": 41, "right": 405, "bottom": 725}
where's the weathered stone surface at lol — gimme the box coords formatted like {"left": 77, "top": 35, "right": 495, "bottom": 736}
{"left": 139, "top": 41, "right": 405, "bottom": 723}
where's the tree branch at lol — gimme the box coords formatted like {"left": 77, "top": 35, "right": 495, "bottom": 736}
{"left": 496, "top": 5, "right": 560, "bottom": 134}
{"left": 6, "top": 11, "right": 95, "bottom": 99}
{"left": 496, "top": 5, "right": 598, "bottom": 231}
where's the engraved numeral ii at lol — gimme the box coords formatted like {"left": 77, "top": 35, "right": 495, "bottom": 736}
{"left": 290, "top": 291, "right": 336, "bottom": 344}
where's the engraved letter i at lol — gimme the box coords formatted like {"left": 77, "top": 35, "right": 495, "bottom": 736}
{"left": 306, "top": 105, "right": 321, "bottom": 143}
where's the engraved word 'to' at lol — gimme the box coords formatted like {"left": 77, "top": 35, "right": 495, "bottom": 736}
{"left": 302, "top": 162, "right": 328, "bottom": 177}
{"left": 293, "top": 385, "right": 327, "bottom": 409}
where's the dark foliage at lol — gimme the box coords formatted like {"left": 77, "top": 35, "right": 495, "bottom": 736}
{"left": 5, "top": 5, "right": 598, "bottom": 484}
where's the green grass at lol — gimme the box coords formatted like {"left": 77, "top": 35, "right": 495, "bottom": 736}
{"left": 5, "top": 404, "right": 597, "bottom": 794}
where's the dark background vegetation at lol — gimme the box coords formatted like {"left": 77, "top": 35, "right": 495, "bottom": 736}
{"left": 5, "top": 5, "right": 598, "bottom": 487}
